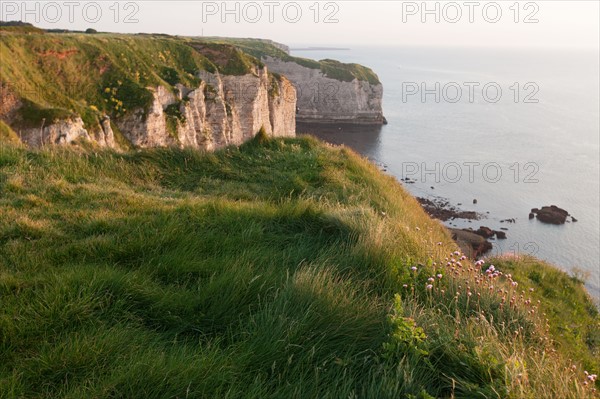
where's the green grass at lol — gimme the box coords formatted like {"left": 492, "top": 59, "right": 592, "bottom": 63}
{"left": 0, "top": 136, "right": 598, "bottom": 398}
{"left": 188, "top": 42, "right": 263, "bottom": 76}
{"left": 487, "top": 256, "right": 600, "bottom": 378}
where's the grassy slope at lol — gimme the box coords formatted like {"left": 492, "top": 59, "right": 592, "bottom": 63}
{"left": 199, "top": 37, "right": 382, "bottom": 85}
{"left": 0, "top": 136, "right": 598, "bottom": 398}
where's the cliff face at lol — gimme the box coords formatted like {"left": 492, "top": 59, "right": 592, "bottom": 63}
{"left": 10, "top": 69, "right": 295, "bottom": 151}
{"left": 194, "top": 38, "right": 385, "bottom": 125}
{"left": 109, "top": 70, "right": 295, "bottom": 151}
{"left": 264, "top": 56, "right": 384, "bottom": 124}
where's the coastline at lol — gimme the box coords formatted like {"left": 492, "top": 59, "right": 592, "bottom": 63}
{"left": 299, "top": 122, "right": 600, "bottom": 304}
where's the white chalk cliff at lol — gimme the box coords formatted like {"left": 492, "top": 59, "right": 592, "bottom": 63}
{"left": 263, "top": 56, "right": 385, "bottom": 125}
{"left": 12, "top": 68, "right": 296, "bottom": 151}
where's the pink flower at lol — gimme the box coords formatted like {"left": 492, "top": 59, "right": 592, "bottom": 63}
{"left": 411, "top": 266, "right": 418, "bottom": 272}
{"left": 428, "top": 277, "right": 435, "bottom": 283}
{"left": 426, "top": 284, "right": 433, "bottom": 290}
{"left": 437, "top": 274, "right": 443, "bottom": 279}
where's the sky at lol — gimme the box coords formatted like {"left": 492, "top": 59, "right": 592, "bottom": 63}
{"left": 1, "top": 1, "right": 599, "bottom": 49}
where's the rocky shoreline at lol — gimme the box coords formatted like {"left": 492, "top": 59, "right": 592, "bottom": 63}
{"left": 416, "top": 197, "right": 480, "bottom": 222}
{"left": 415, "top": 195, "right": 579, "bottom": 260}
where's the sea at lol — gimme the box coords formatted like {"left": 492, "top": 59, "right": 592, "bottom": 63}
{"left": 290, "top": 46, "right": 600, "bottom": 301}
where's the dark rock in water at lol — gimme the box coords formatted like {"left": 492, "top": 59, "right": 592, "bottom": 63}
{"left": 450, "top": 228, "right": 492, "bottom": 258}
{"left": 474, "top": 226, "right": 494, "bottom": 239}
{"left": 431, "top": 186, "right": 435, "bottom": 190}
{"left": 457, "top": 203, "right": 462, "bottom": 206}
{"left": 500, "top": 227, "right": 509, "bottom": 231}
{"left": 500, "top": 218, "right": 516, "bottom": 224}
{"left": 417, "top": 197, "right": 480, "bottom": 222}
{"left": 571, "top": 216, "right": 578, "bottom": 222}
{"left": 494, "top": 230, "right": 507, "bottom": 239}
{"left": 531, "top": 208, "right": 539, "bottom": 213}
{"left": 529, "top": 213, "right": 535, "bottom": 220}
{"left": 532, "top": 205, "right": 569, "bottom": 225}
{"left": 473, "top": 199, "right": 478, "bottom": 204}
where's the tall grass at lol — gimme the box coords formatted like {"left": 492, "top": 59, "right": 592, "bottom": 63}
{"left": 0, "top": 136, "right": 597, "bottom": 398}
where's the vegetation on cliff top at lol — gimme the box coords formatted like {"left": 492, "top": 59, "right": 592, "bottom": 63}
{"left": 200, "top": 36, "right": 382, "bottom": 85}
{"left": 0, "top": 136, "right": 598, "bottom": 398}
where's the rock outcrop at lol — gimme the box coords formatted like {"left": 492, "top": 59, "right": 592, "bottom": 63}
{"left": 531, "top": 206, "right": 574, "bottom": 225}
{"left": 262, "top": 56, "right": 385, "bottom": 125}
{"left": 19, "top": 117, "right": 90, "bottom": 147}
{"left": 417, "top": 197, "right": 480, "bottom": 221}
{"left": 450, "top": 228, "right": 493, "bottom": 259}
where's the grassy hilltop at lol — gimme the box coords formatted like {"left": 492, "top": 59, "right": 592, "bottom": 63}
{"left": 0, "top": 135, "right": 598, "bottom": 398}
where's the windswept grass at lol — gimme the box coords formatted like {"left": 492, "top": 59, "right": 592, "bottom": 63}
{"left": 488, "top": 256, "right": 600, "bottom": 379}
{"left": 0, "top": 136, "right": 597, "bottom": 398}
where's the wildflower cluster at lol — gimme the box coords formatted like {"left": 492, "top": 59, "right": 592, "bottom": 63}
{"left": 583, "top": 371, "right": 598, "bottom": 391}
{"left": 402, "top": 249, "right": 551, "bottom": 333}
{"left": 401, "top": 247, "right": 598, "bottom": 395}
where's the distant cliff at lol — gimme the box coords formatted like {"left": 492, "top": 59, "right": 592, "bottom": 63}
{"left": 263, "top": 56, "right": 384, "bottom": 124}
{"left": 199, "top": 38, "right": 386, "bottom": 125}
{"left": 0, "top": 28, "right": 295, "bottom": 150}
